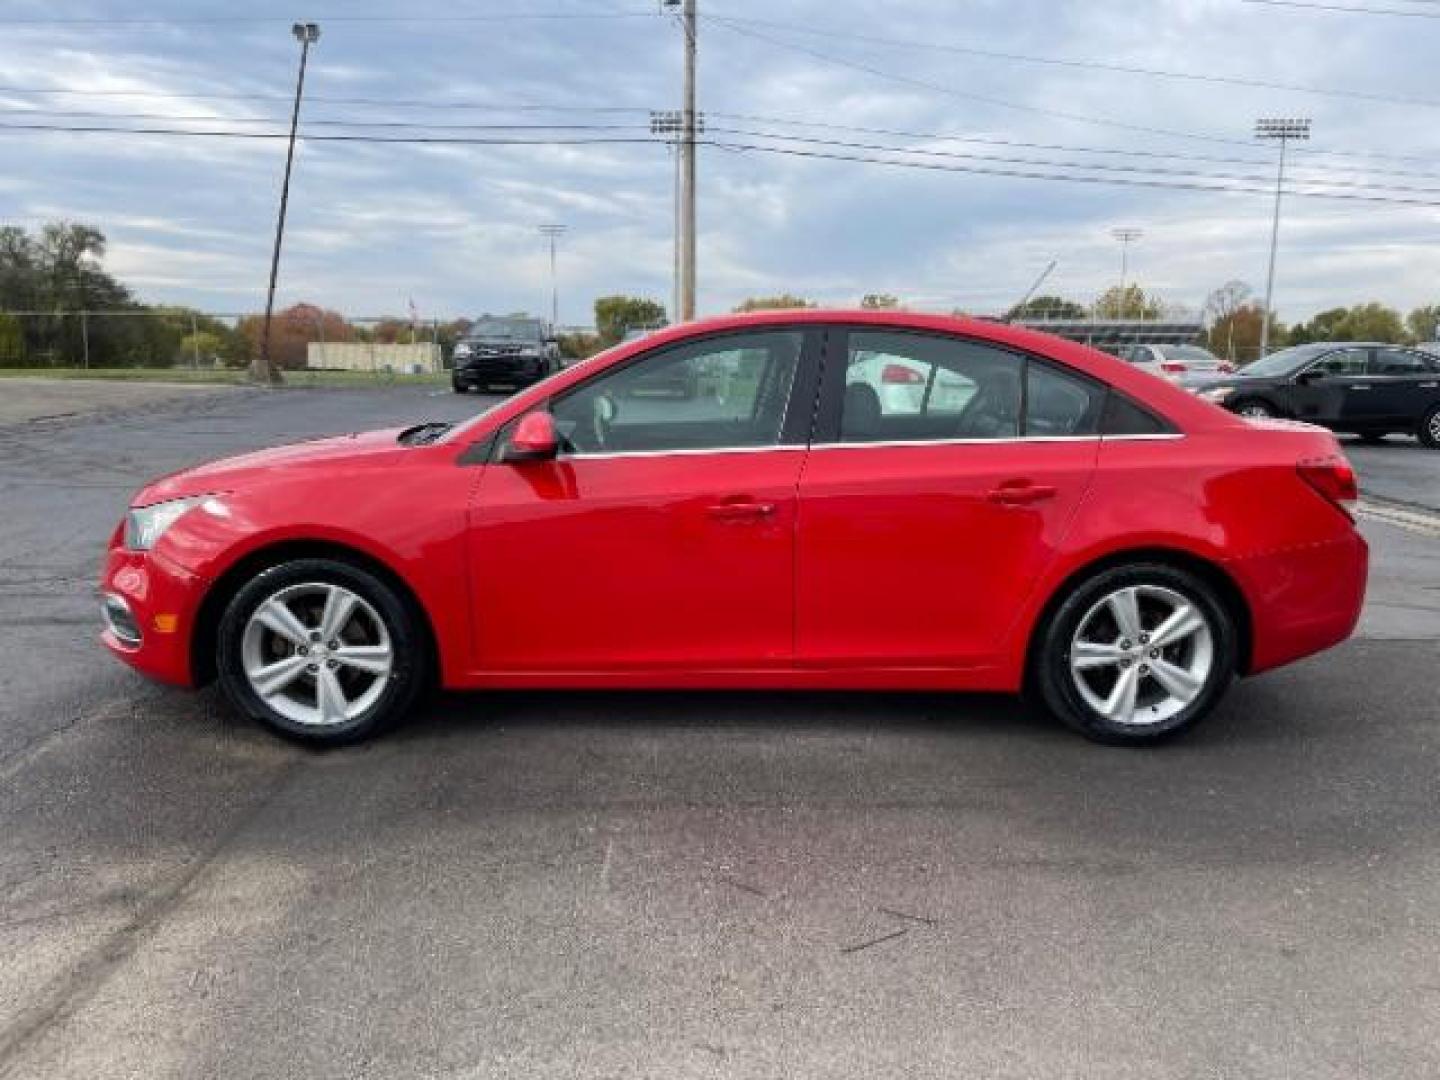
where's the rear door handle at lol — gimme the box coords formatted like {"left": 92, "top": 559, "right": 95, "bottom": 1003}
{"left": 707, "top": 500, "right": 776, "bottom": 521}
{"left": 987, "top": 481, "right": 1057, "bottom": 506}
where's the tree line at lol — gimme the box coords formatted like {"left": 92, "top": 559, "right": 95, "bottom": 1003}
{"left": 5, "top": 220, "right": 1436, "bottom": 370}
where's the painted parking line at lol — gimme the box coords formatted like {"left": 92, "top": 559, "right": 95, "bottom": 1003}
{"left": 1356, "top": 499, "right": 1440, "bottom": 540}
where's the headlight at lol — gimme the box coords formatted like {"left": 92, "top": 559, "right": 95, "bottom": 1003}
{"left": 123, "top": 495, "right": 213, "bottom": 550}
{"left": 1199, "top": 386, "right": 1234, "bottom": 402}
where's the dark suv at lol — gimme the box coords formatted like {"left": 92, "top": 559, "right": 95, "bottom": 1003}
{"left": 1195, "top": 342, "right": 1440, "bottom": 447}
{"left": 452, "top": 317, "right": 561, "bottom": 394}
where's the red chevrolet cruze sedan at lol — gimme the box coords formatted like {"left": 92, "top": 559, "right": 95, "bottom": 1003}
{"left": 101, "top": 310, "right": 1367, "bottom": 746}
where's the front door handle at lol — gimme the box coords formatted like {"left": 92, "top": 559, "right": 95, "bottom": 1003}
{"left": 707, "top": 500, "right": 776, "bottom": 522}
{"left": 987, "top": 481, "right": 1057, "bottom": 506}
{"left": 1348, "top": 384, "right": 1372, "bottom": 391}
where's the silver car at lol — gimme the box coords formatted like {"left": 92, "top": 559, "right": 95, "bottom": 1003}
{"left": 1115, "top": 343, "right": 1234, "bottom": 387}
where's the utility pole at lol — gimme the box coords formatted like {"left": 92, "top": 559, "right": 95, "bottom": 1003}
{"left": 1111, "top": 228, "right": 1142, "bottom": 312}
{"left": 1255, "top": 117, "right": 1310, "bottom": 358}
{"left": 256, "top": 21, "right": 320, "bottom": 386}
{"left": 538, "top": 224, "right": 566, "bottom": 330}
{"left": 665, "top": 0, "right": 698, "bottom": 321}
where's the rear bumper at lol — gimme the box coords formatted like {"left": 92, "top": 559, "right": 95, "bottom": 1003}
{"left": 1227, "top": 527, "right": 1369, "bottom": 675}
{"left": 99, "top": 547, "right": 203, "bottom": 687}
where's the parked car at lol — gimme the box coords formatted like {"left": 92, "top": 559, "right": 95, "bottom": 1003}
{"left": 1116, "top": 343, "right": 1234, "bottom": 386}
{"left": 452, "top": 317, "right": 561, "bottom": 393}
{"left": 101, "top": 310, "right": 1366, "bottom": 747}
{"left": 1196, "top": 342, "right": 1440, "bottom": 446}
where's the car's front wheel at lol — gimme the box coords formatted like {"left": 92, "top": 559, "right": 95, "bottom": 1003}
{"left": 1034, "top": 563, "right": 1238, "bottom": 745}
{"left": 1419, "top": 405, "right": 1440, "bottom": 449}
{"left": 216, "top": 558, "right": 428, "bottom": 745}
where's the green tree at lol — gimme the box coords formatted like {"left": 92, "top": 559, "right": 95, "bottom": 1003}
{"left": 1209, "top": 302, "right": 1284, "bottom": 363}
{"left": 860, "top": 293, "right": 900, "bottom": 309}
{"left": 594, "top": 295, "right": 667, "bottom": 346}
{"left": 733, "top": 294, "right": 814, "bottom": 313}
{"left": 1093, "top": 284, "right": 1162, "bottom": 320}
{"left": 1406, "top": 304, "right": 1440, "bottom": 343}
{"left": 0, "top": 312, "right": 25, "bottom": 365}
{"left": 1006, "top": 295, "right": 1088, "bottom": 321}
{"left": 557, "top": 331, "right": 603, "bottom": 360}
{"left": 1290, "top": 303, "right": 1405, "bottom": 344}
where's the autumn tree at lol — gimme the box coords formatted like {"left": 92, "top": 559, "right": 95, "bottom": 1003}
{"left": 594, "top": 295, "right": 667, "bottom": 346}
{"left": 1207, "top": 302, "right": 1283, "bottom": 362}
{"left": 237, "top": 303, "right": 353, "bottom": 370}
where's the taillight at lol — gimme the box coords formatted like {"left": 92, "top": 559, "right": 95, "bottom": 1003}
{"left": 1160, "top": 362, "right": 1188, "bottom": 373}
{"left": 1218, "top": 362, "right": 1236, "bottom": 374}
{"left": 1298, "top": 455, "right": 1359, "bottom": 518}
{"left": 882, "top": 363, "right": 924, "bottom": 385}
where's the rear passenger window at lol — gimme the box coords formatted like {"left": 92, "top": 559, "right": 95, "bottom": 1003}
{"left": 1025, "top": 361, "right": 1102, "bottom": 436}
{"left": 1101, "top": 393, "right": 1171, "bottom": 436}
{"left": 841, "top": 331, "right": 1021, "bottom": 442}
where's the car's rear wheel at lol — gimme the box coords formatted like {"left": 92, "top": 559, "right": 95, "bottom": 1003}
{"left": 217, "top": 558, "right": 427, "bottom": 745}
{"left": 1420, "top": 405, "right": 1440, "bottom": 449}
{"left": 1034, "top": 563, "right": 1238, "bottom": 745}
{"left": 1232, "top": 398, "right": 1275, "bottom": 419}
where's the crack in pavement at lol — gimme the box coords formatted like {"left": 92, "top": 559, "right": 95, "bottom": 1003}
{"left": 0, "top": 756, "right": 307, "bottom": 1077}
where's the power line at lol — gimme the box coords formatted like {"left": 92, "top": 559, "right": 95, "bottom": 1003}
{"left": 6, "top": 118, "right": 1440, "bottom": 205}
{"left": 708, "top": 140, "right": 1440, "bottom": 209}
{"left": 0, "top": 10, "right": 659, "bottom": 26}
{"left": 710, "top": 14, "right": 1440, "bottom": 111}
{"left": 1241, "top": 0, "right": 1440, "bottom": 15}
{"left": 0, "top": 86, "right": 653, "bottom": 113}
{"left": 707, "top": 15, "right": 1262, "bottom": 150}
{"left": 705, "top": 125, "right": 1440, "bottom": 196}
{"left": 0, "top": 109, "right": 649, "bottom": 132}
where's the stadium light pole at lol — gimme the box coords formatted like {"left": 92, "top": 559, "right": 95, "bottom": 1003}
{"left": 538, "top": 225, "right": 566, "bottom": 330}
{"left": 1255, "top": 117, "right": 1310, "bottom": 357}
{"left": 256, "top": 21, "right": 320, "bottom": 386}
{"left": 1111, "top": 227, "right": 1143, "bottom": 312}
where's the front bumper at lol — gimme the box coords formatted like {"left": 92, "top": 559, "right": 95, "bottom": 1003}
{"left": 453, "top": 355, "right": 547, "bottom": 390}
{"left": 99, "top": 546, "right": 204, "bottom": 687}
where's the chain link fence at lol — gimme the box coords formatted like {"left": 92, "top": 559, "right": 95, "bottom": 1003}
{"left": 0, "top": 309, "right": 457, "bottom": 384}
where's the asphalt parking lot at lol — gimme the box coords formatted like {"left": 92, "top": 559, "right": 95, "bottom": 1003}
{"left": 2, "top": 384, "right": 1438, "bottom": 1078}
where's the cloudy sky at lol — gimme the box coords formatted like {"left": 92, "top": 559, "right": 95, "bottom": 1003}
{"left": 2, "top": 0, "right": 1439, "bottom": 326}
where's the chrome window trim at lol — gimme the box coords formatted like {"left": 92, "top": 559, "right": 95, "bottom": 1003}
{"left": 557, "top": 432, "right": 1184, "bottom": 461}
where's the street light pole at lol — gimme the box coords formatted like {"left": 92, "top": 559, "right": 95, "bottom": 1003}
{"left": 1111, "top": 227, "right": 1143, "bottom": 314}
{"left": 1255, "top": 117, "right": 1310, "bottom": 358}
{"left": 255, "top": 21, "right": 320, "bottom": 386}
{"left": 538, "top": 224, "right": 566, "bottom": 330}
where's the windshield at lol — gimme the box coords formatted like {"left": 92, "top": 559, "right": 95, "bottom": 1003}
{"left": 1156, "top": 345, "right": 1223, "bottom": 366}
{"left": 467, "top": 318, "right": 544, "bottom": 343}
{"left": 1240, "top": 344, "right": 1331, "bottom": 378}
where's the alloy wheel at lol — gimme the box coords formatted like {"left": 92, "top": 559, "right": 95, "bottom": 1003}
{"left": 240, "top": 582, "right": 394, "bottom": 727}
{"left": 1068, "top": 584, "right": 1214, "bottom": 728}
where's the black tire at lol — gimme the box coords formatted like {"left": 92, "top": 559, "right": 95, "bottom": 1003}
{"left": 452, "top": 381, "right": 467, "bottom": 395}
{"left": 216, "top": 558, "right": 429, "bottom": 745}
{"left": 1420, "top": 405, "right": 1440, "bottom": 449}
{"left": 1033, "top": 562, "right": 1238, "bottom": 746}
{"left": 1230, "top": 397, "right": 1276, "bottom": 420}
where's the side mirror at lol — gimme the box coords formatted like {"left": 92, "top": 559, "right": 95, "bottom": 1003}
{"left": 1296, "top": 368, "right": 1325, "bottom": 385}
{"left": 502, "top": 411, "right": 559, "bottom": 463}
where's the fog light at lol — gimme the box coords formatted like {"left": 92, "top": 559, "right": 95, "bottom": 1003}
{"left": 102, "top": 593, "right": 143, "bottom": 647}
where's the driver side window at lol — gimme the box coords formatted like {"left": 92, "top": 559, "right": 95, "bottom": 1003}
{"left": 550, "top": 330, "right": 803, "bottom": 455}
{"left": 1313, "top": 349, "right": 1369, "bottom": 376}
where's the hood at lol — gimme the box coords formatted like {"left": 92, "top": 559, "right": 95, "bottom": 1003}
{"left": 134, "top": 427, "right": 409, "bottom": 505}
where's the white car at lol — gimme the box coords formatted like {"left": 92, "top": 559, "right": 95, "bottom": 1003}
{"left": 846, "top": 351, "right": 976, "bottom": 415}
{"left": 1115, "top": 343, "right": 1233, "bottom": 387}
